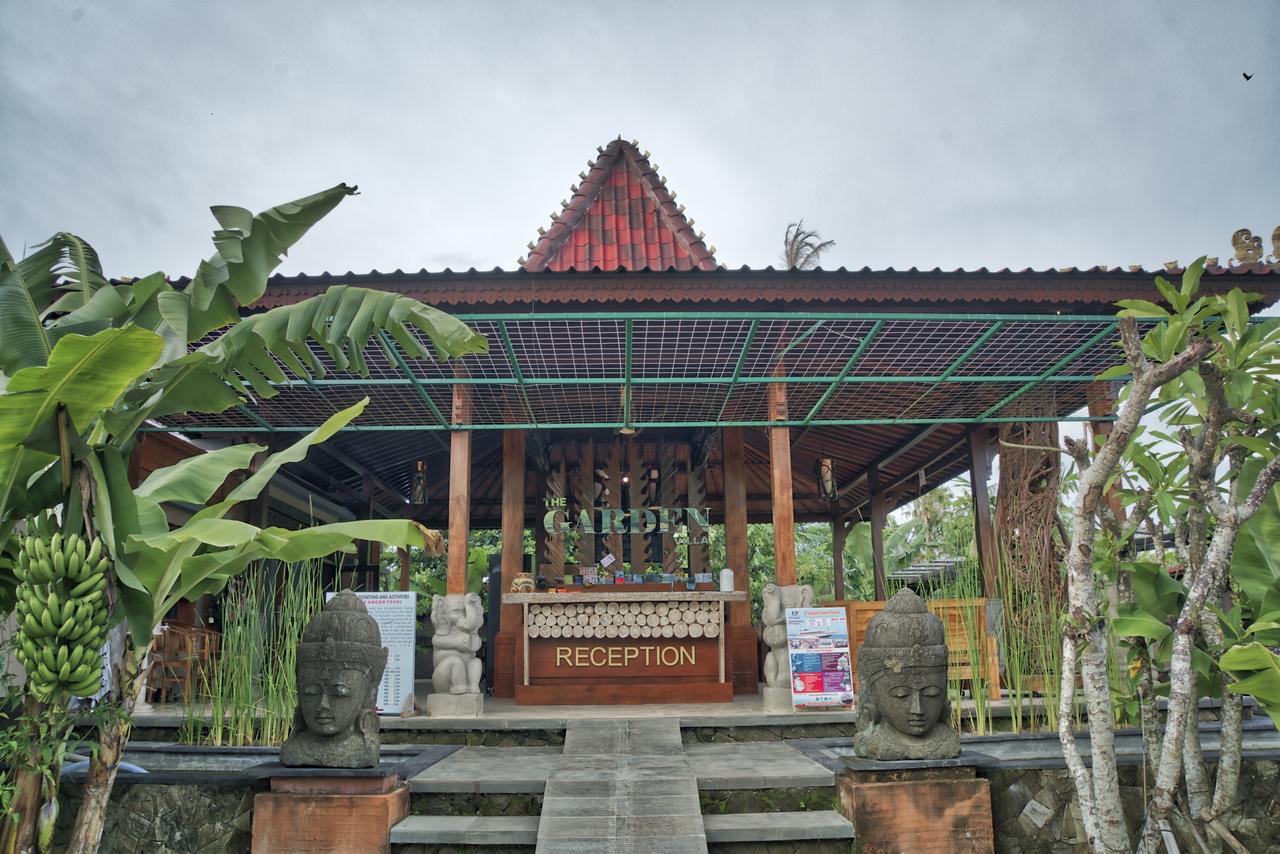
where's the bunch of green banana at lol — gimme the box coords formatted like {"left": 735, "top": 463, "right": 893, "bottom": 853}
{"left": 12, "top": 516, "right": 111, "bottom": 700}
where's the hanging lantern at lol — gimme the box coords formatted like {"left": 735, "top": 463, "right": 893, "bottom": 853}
{"left": 818, "top": 458, "right": 837, "bottom": 501}
{"left": 411, "top": 459, "right": 428, "bottom": 506}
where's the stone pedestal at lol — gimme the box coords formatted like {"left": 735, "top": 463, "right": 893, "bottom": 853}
{"left": 762, "top": 684, "right": 794, "bottom": 713}
{"left": 836, "top": 760, "right": 993, "bottom": 853}
{"left": 426, "top": 692, "right": 484, "bottom": 718}
{"left": 252, "top": 766, "right": 408, "bottom": 854}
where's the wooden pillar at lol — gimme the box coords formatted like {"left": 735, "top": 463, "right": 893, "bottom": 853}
{"left": 832, "top": 516, "right": 847, "bottom": 600}
{"left": 446, "top": 386, "right": 471, "bottom": 595}
{"left": 868, "top": 467, "right": 888, "bottom": 600}
{"left": 967, "top": 425, "right": 998, "bottom": 599}
{"left": 397, "top": 548, "right": 411, "bottom": 592}
{"left": 363, "top": 475, "right": 380, "bottom": 591}
{"left": 500, "top": 430, "right": 526, "bottom": 627}
{"left": 768, "top": 381, "right": 797, "bottom": 587}
{"left": 721, "top": 428, "right": 750, "bottom": 625}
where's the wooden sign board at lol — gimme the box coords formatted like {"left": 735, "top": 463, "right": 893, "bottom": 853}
{"left": 528, "top": 637, "right": 719, "bottom": 681}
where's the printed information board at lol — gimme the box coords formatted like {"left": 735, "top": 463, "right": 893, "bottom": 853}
{"left": 784, "top": 606, "right": 853, "bottom": 708}
{"left": 328, "top": 591, "right": 417, "bottom": 714}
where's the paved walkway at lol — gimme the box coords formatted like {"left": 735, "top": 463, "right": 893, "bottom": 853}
{"left": 536, "top": 718, "right": 708, "bottom": 853}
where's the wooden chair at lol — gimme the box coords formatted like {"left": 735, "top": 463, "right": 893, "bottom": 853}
{"left": 822, "top": 598, "right": 1002, "bottom": 700}
{"left": 147, "top": 623, "right": 221, "bottom": 703}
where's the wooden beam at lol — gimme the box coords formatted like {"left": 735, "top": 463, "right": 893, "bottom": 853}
{"left": 967, "top": 425, "right": 998, "bottom": 598}
{"left": 869, "top": 467, "right": 888, "bottom": 600}
{"left": 314, "top": 444, "right": 408, "bottom": 507}
{"left": 768, "top": 381, "right": 798, "bottom": 587}
{"left": 501, "top": 429, "right": 526, "bottom": 628}
{"left": 721, "top": 428, "right": 750, "bottom": 625}
{"left": 838, "top": 425, "right": 942, "bottom": 520}
{"left": 446, "top": 385, "right": 472, "bottom": 594}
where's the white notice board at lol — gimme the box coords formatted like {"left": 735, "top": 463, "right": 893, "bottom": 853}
{"left": 327, "top": 591, "right": 417, "bottom": 714}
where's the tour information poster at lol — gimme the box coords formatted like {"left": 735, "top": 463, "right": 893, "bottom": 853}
{"left": 784, "top": 607, "right": 853, "bottom": 708}
{"left": 329, "top": 591, "right": 417, "bottom": 714}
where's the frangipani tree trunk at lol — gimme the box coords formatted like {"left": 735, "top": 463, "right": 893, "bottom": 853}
{"left": 1058, "top": 260, "right": 1280, "bottom": 853}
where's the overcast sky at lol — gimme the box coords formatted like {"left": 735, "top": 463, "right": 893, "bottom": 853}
{"left": 2, "top": 1, "right": 1277, "bottom": 280}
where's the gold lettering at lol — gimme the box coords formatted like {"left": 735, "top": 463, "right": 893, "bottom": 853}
{"left": 556, "top": 647, "right": 571, "bottom": 667}
{"left": 624, "top": 647, "right": 639, "bottom": 665}
{"left": 608, "top": 647, "right": 622, "bottom": 667}
{"left": 589, "top": 647, "right": 607, "bottom": 667}
{"left": 574, "top": 648, "right": 588, "bottom": 667}
{"left": 659, "top": 646, "right": 679, "bottom": 667}
{"left": 679, "top": 646, "right": 695, "bottom": 666}
{"left": 643, "top": 646, "right": 653, "bottom": 665}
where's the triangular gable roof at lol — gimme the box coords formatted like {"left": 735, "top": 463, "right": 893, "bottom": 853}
{"left": 520, "top": 138, "right": 718, "bottom": 272}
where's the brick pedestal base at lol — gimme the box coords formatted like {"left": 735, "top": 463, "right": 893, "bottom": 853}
{"left": 835, "top": 765, "right": 994, "bottom": 853}
{"left": 252, "top": 774, "right": 408, "bottom": 853}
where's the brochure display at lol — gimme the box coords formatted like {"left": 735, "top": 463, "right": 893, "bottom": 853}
{"left": 785, "top": 606, "right": 853, "bottom": 708}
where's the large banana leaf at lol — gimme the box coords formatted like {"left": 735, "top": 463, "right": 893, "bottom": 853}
{"left": 107, "top": 399, "right": 431, "bottom": 643}
{"left": 104, "top": 284, "right": 488, "bottom": 440}
{"left": 183, "top": 183, "right": 359, "bottom": 338}
{"left": 0, "top": 232, "right": 112, "bottom": 377}
{"left": 0, "top": 327, "right": 163, "bottom": 449}
{"left": 1232, "top": 457, "right": 1280, "bottom": 612}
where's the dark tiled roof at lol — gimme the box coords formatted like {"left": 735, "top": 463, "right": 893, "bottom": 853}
{"left": 520, "top": 138, "right": 718, "bottom": 272}
{"left": 251, "top": 262, "right": 1280, "bottom": 313}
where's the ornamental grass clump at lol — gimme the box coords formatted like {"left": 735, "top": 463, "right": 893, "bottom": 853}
{"left": 183, "top": 557, "right": 325, "bottom": 747}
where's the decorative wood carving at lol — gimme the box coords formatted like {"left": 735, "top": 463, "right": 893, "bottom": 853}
{"left": 628, "top": 439, "right": 650, "bottom": 567}
{"left": 602, "top": 440, "right": 623, "bottom": 561}
{"left": 660, "top": 443, "right": 683, "bottom": 574}
{"left": 573, "top": 439, "right": 596, "bottom": 567}
{"left": 542, "top": 461, "right": 566, "bottom": 576}
{"left": 687, "top": 453, "right": 709, "bottom": 573}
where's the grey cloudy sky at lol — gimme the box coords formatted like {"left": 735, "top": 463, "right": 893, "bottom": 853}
{"left": 2, "top": 1, "right": 1277, "bottom": 280}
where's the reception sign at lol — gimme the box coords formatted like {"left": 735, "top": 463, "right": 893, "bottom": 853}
{"left": 785, "top": 607, "right": 853, "bottom": 708}
{"left": 329, "top": 591, "right": 417, "bottom": 714}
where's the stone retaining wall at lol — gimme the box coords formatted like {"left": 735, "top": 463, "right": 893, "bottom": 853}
{"left": 52, "top": 780, "right": 261, "bottom": 854}
{"left": 984, "top": 760, "right": 1280, "bottom": 853}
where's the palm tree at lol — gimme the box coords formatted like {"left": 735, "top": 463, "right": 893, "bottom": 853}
{"left": 782, "top": 220, "right": 835, "bottom": 270}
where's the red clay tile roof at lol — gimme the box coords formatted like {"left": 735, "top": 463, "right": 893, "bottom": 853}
{"left": 520, "top": 138, "right": 718, "bottom": 272}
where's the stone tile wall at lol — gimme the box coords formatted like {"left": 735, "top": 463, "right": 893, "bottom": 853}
{"left": 985, "top": 761, "right": 1280, "bottom": 853}
{"left": 53, "top": 781, "right": 261, "bottom": 854}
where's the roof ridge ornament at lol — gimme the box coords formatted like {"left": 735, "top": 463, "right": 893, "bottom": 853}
{"left": 520, "top": 139, "right": 718, "bottom": 272}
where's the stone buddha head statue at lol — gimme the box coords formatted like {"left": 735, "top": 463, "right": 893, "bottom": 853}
{"left": 280, "top": 590, "right": 388, "bottom": 768}
{"left": 852, "top": 588, "right": 960, "bottom": 761}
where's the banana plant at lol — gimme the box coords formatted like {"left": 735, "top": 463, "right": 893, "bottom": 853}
{"left": 0, "top": 185, "right": 487, "bottom": 854}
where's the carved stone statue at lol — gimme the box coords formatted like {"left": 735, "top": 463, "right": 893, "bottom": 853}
{"left": 760, "top": 583, "right": 813, "bottom": 712}
{"left": 852, "top": 588, "right": 960, "bottom": 761}
{"left": 430, "top": 593, "right": 483, "bottom": 695}
{"left": 761, "top": 583, "right": 814, "bottom": 688}
{"left": 280, "top": 590, "right": 387, "bottom": 768}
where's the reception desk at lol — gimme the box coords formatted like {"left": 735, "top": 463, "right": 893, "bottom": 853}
{"left": 504, "top": 590, "right": 748, "bottom": 705}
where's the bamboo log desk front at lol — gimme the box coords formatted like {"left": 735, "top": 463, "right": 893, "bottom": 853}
{"left": 505, "top": 590, "right": 748, "bottom": 705}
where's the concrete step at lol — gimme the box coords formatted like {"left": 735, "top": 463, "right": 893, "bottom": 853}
{"left": 390, "top": 815, "right": 539, "bottom": 846}
{"left": 702, "top": 811, "right": 854, "bottom": 844}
